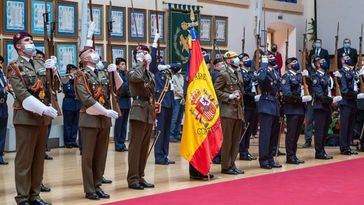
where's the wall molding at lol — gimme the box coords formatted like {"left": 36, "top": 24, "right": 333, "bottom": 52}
{"left": 197, "top": 0, "right": 249, "bottom": 8}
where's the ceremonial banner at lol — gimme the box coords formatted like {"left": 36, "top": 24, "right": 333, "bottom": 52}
{"left": 180, "top": 29, "right": 223, "bottom": 175}
{"left": 168, "top": 3, "right": 200, "bottom": 69}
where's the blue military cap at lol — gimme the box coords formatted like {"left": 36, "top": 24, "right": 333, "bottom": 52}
{"left": 170, "top": 63, "right": 182, "bottom": 72}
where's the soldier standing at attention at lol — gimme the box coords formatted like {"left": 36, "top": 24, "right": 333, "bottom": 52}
{"left": 8, "top": 32, "right": 59, "bottom": 205}
{"left": 127, "top": 45, "right": 159, "bottom": 190}
{"left": 114, "top": 57, "right": 130, "bottom": 152}
{"left": 0, "top": 55, "right": 9, "bottom": 165}
{"left": 257, "top": 52, "right": 283, "bottom": 169}
{"left": 149, "top": 33, "right": 175, "bottom": 165}
{"left": 75, "top": 23, "right": 121, "bottom": 200}
{"left": 214, "top": 51, "right": 244, "bottom": 175}
{"left": 238, "top": 53, "right": 258, "bottom": 161}
{"left": 304, "top": 57, "right": 340, "bottom": 160}
{"left": 62, "top": 64, "right": 82, "bottom": 148}
{"left": 282, "top": 58, "right": 312, "bottom": 164}
{"left": 334, "top": 54, "right": 364, "bottom": 155}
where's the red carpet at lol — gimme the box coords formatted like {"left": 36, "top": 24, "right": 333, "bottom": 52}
{"left": 106, "top": 158, "right": 364, "bottom": 205}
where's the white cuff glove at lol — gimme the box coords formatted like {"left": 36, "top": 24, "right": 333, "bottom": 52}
{"left": 359, "top": 68, "right": 364, "bottom": 76}
{"left": 22, "top": 96, "right": 48, "bottom": 116}
{"left": 136, "top": 52, "right": 145, "bottom": 63}
{"left": 43, "top": 106, "right": 58, "bottom": 119}
{"left": 158, "top": 64, "right": 170, "bottom": 71}
{"left": 301, "top": 95, "right": 312, "bottom": 103}
{"left": 228, "top": 94, "right": 236, "bottom": 100}
{"left": 86, "top": 102, "right": 119, "bottom": 119}
{"left": 254, "top": 95, "right": 261, "bottom": 102}
{"left": 333, "top": 71, "right": 342, "bottom": 78}
{"left": 85, "top": 39, "right": 93, "bottom": 48}
{"left": 333, "top": 96, "right": 342, "bottom": 103}
{"left": 357, "top": 93, "right": 364, "bottom": 99}
{"left": 87, "top": 21, "right": 96, "bottom": 39}
{"left": 107, "top": 64, "right": 117, "bottom": 72}
{"left": 105, "top": 110, "right": 119, "bottom": 119}
{"left": 45, "top": 58, "right": 56, "bottom": 69}
{"left": 154, "top": 33, "right": 160, "bottom": 43}
{"left": 301, "top": 69, "right": 309, "bottom": 77}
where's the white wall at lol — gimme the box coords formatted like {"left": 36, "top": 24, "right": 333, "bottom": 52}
{"left": 317, "top": 0, "right": 364, "bottom": 54}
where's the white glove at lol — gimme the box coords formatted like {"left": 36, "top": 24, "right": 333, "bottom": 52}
{"left": 359, "top": 68, "right": 364, "bottom": 76}
{"left": 43, "top": 106, "right": 58, "bottom": 119}
{"left": 136, "top": 52, "right": 145, "bottom": 62}
{"left": 22, "top": 95, "right": 47, "bottom": 116}
{"left": 87, "top": 21, "right": 96, "bottom": 39}
{"left": 357, "top": 93, "right": 364, "bottom": 99}
{"left": 158, "top": 64, "right": 170, "bottom": 71}
{"left": 333, "top": 71, "right": 342, "bottom": 78}
{"left": 254, "top": 95, "right": 261, "bottom": 102}
{"left": 301, "top": 95, "right": 312, "bottom": 103}
{"left": 228, "top": 94, "right": 237, "bottom": 100}
{"left": 44, "top": 58, "right": 56, "bottom": 69}
{"left": 262, "top": 56, "right": 268, "bottom": 64}
{"left": 107, "top": 64, "right": 117, "bottom": 72}
{"left": 105, "top": 110, "right": 119, "bottom": 119}
{"left": 333, "top": 96, "right": 342, "bottom": 103}
{"left": 301, "top": 69, "right": 309, "bottom": 77}
{"left": 154, "top": 33, "right": 161, "bottom": 43}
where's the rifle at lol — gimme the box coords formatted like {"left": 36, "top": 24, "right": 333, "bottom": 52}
{"left": 358, "top": 24, "right": 364, "bottom": 93}
{"left": 154, "top": 0, "right": 161, "bottom": 63}
{"left": 107, "top": 0, "right": 122, "bottom": 116}
{"left": 89, "top": 0, "right": 95, "bottom": 49}
{"left": 285, "top": 28, "right": 289, "bottom": 63}
{"left": 44, "top": 0, "right": 62, "bottom": 116}
{"left": 254, "top": 34, "right": 261, "bottom": 95}
{"left": 302, "top": 20, "right": 310, "bottom": 96}
{"left": 242, "top": 27, "right": 245, "bottom": 53}
{"left": 333, "top": 22, "right": 342, "bottom": 96}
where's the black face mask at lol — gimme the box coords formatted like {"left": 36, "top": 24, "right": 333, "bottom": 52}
{"left": 272, "top": 47, "right": 277, "bottom": 52}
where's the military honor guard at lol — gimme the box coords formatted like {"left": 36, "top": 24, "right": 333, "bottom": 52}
{"left": 334, "top": 54, "right": 364, "bottom": 155}
{"left": 0, "top": 55, "right": 9, "bottom": 165}
{"left": 282, "top": 58, "right": 312, "bottom": 164}
{"left": 303, "top": 57, "right": 339, "bottom": 160}
{"left": 214, "top": 51, "right": 244, "bottom": 175}
{"left": 114, "top": 57, "right": 130, "bottom": 152}
{"left": 149, "top": 33, "right": 175, "bottom": 165}
{"left": 238, "top": 53, "right": 258, "bottom": 161}
{"left": 8, "top": 32, "right": 59, "bottom": 205}
{"left": 127, "top": 45, "right": 159, "bottom": 190}
{"left": 74, "top": 22, "right": 121, "bottom": 200}
{"left": 62, "top": 64, "right": 82, "bottom": 148}
{"left": 257, "top": 52, "right": 283, "bottom": 169}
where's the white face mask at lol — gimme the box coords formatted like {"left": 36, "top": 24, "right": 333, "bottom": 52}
{"left": 232, "top": 57, "right": 240, "bottom": 67}
{"left": 23, "top": 44, "right": 36, "bottom": 56}
{"left": 96, "top": 61, "right": 104, "bottom": 70}
{"left": 145, "top": 53, "right": 152, "bottom": 65}
{"left": 89, "top": 52, "right": 100, "bottom": 64}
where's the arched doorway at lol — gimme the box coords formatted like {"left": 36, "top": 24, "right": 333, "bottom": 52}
{"left": 267, "top": 22, "right": 296, "bottom": 73}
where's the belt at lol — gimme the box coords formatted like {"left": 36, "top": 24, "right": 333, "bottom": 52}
{"left": 132, "top": 96, "right": 150, "bottom": 101}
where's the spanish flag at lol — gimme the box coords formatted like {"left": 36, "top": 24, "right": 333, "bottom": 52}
{"left": 180, "top": 29, "right": 223, "bottom": 175}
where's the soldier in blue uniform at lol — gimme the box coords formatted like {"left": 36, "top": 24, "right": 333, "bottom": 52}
{"left": 62, "top": 64, "right": 82, "bottom": 148}
{"left": 282, "top": 58, "right": 312, "bottom": 164}
{"left": 0, "top": 55, "right": 9, "bottom": 165}
{"left": 304, "top": 57, "right": 340, "bottom": 160}
{"left": 114, "top": 57, "right": 131, "bottom": 152}
{"left": 257, "top": 52, "right": 282, "bottom": 169}
{"left": 238, "top": 53, "right": 257, "bottom": 161}
{"left": 149, "top": 33, "right": 175, "bottom": 165}
{"left": 334, "top": 54, "right": 364, "bottom": 155}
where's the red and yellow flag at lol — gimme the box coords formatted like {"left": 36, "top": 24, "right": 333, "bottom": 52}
{"left": 180, "top": 32, "right": 223, "bottom": 175}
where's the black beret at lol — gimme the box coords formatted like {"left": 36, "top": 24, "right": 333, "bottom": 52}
{"left": 67, "top": 64, "right": 77, "bottom": 70}
{"left": 13, "top": 32, "right": 33, "bottom": 48}
{"left": 213, "top": 57, "right": 223, "bottom": 65}
{"left": 238, "top": 53, "right": 249, "bottom": 60}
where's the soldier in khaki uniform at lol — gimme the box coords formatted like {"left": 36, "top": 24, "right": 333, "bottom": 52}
{"left": 127, "top": 45, "right": 159, "bottom": 190}
{"left": 74, "top": 24, "right": 121, "bottom": 200}
{"left": 214, "top": 51, "right": 244, "bottom": 175}
{"left": 8, "top": 32, "right": 59, "bottom": 205}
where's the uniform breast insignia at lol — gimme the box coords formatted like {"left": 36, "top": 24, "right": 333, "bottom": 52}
{"left": 313, "top": 79, "right": 318, "bottom": 85}
{"left": 281, "top": 79, "right": 286, "bottom": 85}
{"left": 189, "top": 89, "right": 219, "bottom": 128}
{"left": 94, "top": 86, "right": 105, "bottom": 105}
{"left": 31, "top": 79, "right": 45, "bottom": 101}
{"left": 229, "top": 85, "right": 234, "bottom": 91}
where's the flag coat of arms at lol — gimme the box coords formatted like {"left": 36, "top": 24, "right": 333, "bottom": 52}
{"left": 180, "top": 29, "right": 223, "bottom": 175}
